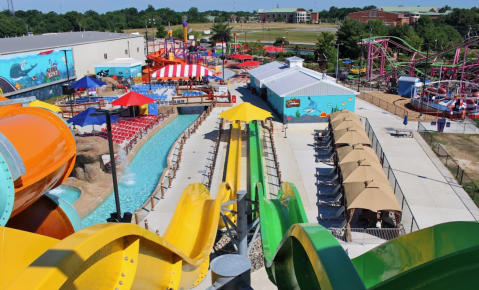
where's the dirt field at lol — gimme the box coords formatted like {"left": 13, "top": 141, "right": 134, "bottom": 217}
{"left": 430, "top": 133, "right": 479, "bottom": 182}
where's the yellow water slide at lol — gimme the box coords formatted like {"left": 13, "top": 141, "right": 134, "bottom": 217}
{"left": 2, "top": 183, "right": 223, "bottom": 290}
{"left": 219, "top": 121, "right": 242, "bottom": 227}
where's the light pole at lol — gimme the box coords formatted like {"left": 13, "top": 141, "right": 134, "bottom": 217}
{"left": 60, "top": 49, "right": 74, "bottom": 117}
{"left": 368, "top": 26, "right": 372, "bottom": 81}
{"left": 358, "top": 34, "right": 363, "bottom": 93}
{"left": 90, "top": 108, "right": 128, "bottom": 223}
{"left": 334, "top": 42, "right": 343, "bottom": 80}
{"left": 145, "top": 30, "right": 152, "bottom": 91}
{"left": 420, "top": 43, "right": 431, "bottom": 117}
{"left": 145, "top": 18, "right": 156, "bottom": 52}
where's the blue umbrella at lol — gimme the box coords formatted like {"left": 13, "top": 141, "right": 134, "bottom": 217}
{"left": 403, "top": 115, "right": 408, "bottom": 128}
{"left": 70, "top": 76, "right": 107, "bottom": 89}
{"left": 67, "top": 107, "right": 119, "bottom": 127}
{"left": 201, "top": 52, "right": 221, "bottom": 57}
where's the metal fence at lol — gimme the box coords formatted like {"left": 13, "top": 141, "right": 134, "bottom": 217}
{"left": 364, "top": 118, "right": 420, "bottom": 233}
{"left": 358, "top": 92, "right": 438, "bottom": 122}
{"left": 417, "top": 122, "right": 479, "bottom": 206}
{"left": 418, "top": 118, "right": 478, "bottom": 134}
{"left": 330, "top": 227, "right": 406, "bottom": 244}
{"left": 134, "top": 105, "right": 216, "bottom": 223}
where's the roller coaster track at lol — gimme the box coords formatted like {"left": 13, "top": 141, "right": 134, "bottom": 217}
{"left": 362, "top": 35, "right": 479, "bottom": 87}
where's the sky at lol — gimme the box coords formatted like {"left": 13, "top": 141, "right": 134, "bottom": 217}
{"left": 5, "top": 0, "right": 477, "bottom": 14}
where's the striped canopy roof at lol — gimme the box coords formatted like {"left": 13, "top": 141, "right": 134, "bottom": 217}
{"left": 152, "top": 64, "right": 215, "bottom": 79}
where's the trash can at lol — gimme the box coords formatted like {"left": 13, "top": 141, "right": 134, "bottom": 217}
{"left": 437, "top": 118, "right": 446, "bottom": 133}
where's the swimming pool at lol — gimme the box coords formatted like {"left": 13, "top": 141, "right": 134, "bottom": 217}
{"left": 81, "top": 113, "right": 199, "bottom": 227}
{"left": 48, "top": 185, "right": 81, "bottom": 204}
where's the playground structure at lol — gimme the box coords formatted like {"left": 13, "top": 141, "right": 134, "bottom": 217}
{"left": 362, "top": 34, "right": 479, "bottom": 93}
{"left": 3, "top": 97, "right": 479, "bottom": 289}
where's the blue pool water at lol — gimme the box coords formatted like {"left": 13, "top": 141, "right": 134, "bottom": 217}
{"left": 48, "top": 185, "right": 81, "bottom": 204}
{"left": 81, "top": 113, "right": 199, "bottom": 227}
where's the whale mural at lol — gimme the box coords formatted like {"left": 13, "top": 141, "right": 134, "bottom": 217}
{"left": 9, "top": 60, "right": 38, "bottom": 82}
{"left": 0, "top": 48, "right": 74, "bottom": 97}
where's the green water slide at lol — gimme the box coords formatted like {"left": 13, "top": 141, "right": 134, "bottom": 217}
{"left": 352, "top": 221, "right": 479, "bottom": 290}
{"left": 248, "top": 122, "right": 479, "bottom": 289}
{"left": 248, "top": 121, "right": 366, "bottom": 289}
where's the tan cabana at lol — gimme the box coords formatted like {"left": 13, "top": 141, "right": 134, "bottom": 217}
{"left": 337, "top": 144, "right": 379, "bottom": 165}
{"left": 330, "top": 109, "right": 361, "bottom": 123}
{"left": 331, "top": 120, "right": 363, "bottom": 131}
{"left": 333, "top": 127, "right": 372, "bottom": 146}
{"left": 343, "top": 180, "right": 402, "bottom": 212}
{"left": 340, "top": 159, "right": 388, "bottom": 183}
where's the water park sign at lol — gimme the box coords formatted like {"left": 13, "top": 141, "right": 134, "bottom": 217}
{"left": 286, "top": 98, "right": 301, "bottom": 108}
{"left": 0, "top": 48, "right": 74, "bottom": 95}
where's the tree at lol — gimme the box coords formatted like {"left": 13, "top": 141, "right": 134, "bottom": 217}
{"left": 156, "top": 24, "right": 166, "bottom": 38}
{"left": 246, "top": 40, "right": 264, "bottom": 55}
{"left": 366, "top": 19, "right": 388, "bottom": 37}
{"left": 273, "top": 37, "right": 289, "bottom": 47}
{"left": 336, "top": 18, "right": 366, "bottom": 59}
{"left": 316, "top": 31, "right": 337, "bottom": 66}
{"left": 294, "top": 45, "right": 301, "bottom": 56}
{"left": 172, "top": 28, "right": 184, "bottom": 39}
{"left": 439, "top": 5, "right": 452, "bottom": 13}
{"left": 211, "top": 22, "right": 232, "bottom": 53}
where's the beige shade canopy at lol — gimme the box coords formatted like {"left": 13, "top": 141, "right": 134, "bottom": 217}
{"left": 332, "top": 120, "right": 364, "bottom": 131}
{"left": 333, "top": 127, "right": 372, "bottom": 146}
{"left": 337, "top": 144, "right": 379, "bottom": 165}
{"left": 340, "top": 159, "right": 388, "bottom": 184}
{"left": 330, "top": 109, "right": 361, "bottom": 123}
{"left": 343, "top": 180, "right": 402, "bottom": 212}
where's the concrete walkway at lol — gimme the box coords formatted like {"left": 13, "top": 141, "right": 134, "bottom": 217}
{"left": 141, "top": 107, "right": 225, "bottom": 234}
{"left": 355, "top": 99, "right": 478, "bottom": 228}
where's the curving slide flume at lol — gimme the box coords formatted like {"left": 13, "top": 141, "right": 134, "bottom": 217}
{"left": 248, "top": 121, "right": 479, "bottom": 290}
{"left": 219, "top": 121, "right": 242, "bottom": 227}
{"left": 0, "top": 99, "right": 238, "bottom": 289}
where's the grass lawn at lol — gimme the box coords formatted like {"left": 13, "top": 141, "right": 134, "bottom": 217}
{"left": 426, "top": 132, "right": 479, "bottom": 205}
{"left": 124, "top": 23, "right": 334, "bottom": 43}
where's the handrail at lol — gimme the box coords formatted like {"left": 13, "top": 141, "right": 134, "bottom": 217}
{"left": 363, "top": 117, "right": 420, "bottom": 233}
{"left": 134, "top": 102, "right": 217, "bottom": 223}
{"left": 417, "top": 122, "right": 479, "bottom": 218}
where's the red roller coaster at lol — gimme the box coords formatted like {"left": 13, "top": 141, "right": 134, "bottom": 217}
{"left": 362, "top": 33, "right": 479, "bottom": 92}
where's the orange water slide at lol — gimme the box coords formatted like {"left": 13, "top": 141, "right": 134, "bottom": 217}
{"left": 0, "top": 97, "right": 78, "bottom": 239}
{"left": 142, "top": 48, "right": 187, "bottom": 77}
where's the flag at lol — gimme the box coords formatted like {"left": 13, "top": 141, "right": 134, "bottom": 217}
{"left": 188, "top": 28, "right": 192, "bottom": 33}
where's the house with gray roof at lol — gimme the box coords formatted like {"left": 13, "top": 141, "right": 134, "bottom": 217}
{"left": 249, "top": 57, "right": 357, "bottom": 123}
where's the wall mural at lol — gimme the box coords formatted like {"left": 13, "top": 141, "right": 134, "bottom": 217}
{"left": 284, "top": 95, "right": 355, "bottom": 123}
{"left": 0, "top": 48, "right": 74, "bottom": 97}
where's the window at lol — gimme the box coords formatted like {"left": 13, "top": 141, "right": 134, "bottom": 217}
{"left": 104, "top": 53, "right": 107, "bottom": 59}
{"left": 369, "top": 11, "right": 377, "bottom": 17}
{"left": 137, "top": 47, "right": 139, "bottom": 52}
{"left": 125, "top": 49, "right": 128, "bottom": 55}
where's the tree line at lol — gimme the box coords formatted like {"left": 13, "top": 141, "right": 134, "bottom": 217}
{"left": 0, "top": 5, "right": 255, "bottom": 37}
{"left": 314, "top": 7, "right": 479, "bottom": 72}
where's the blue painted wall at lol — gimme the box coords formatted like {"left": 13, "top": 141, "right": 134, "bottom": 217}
{"left": 282, "top": 94, "right": 356, "bottom": 123}
{"left": 94, "top": 64, "right": 142, "bottom": 79}
{"left": 0, "top": 48, "right": 74, "bottom": 96}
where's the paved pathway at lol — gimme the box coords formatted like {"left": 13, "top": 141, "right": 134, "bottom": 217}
{"left": 356, "top": 99, "right": 478, "bottom": 228}
{"left": 141, "top": 107, "right": 225, "bottom": 234}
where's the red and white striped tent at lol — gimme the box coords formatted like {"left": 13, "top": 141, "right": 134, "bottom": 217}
{"left": 152, "top": 64, "right": 215, "bottom": 79}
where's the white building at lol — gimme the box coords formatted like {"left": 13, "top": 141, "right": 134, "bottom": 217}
{"left": 0, "top": 31, "right": 145, "bottom": 99}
